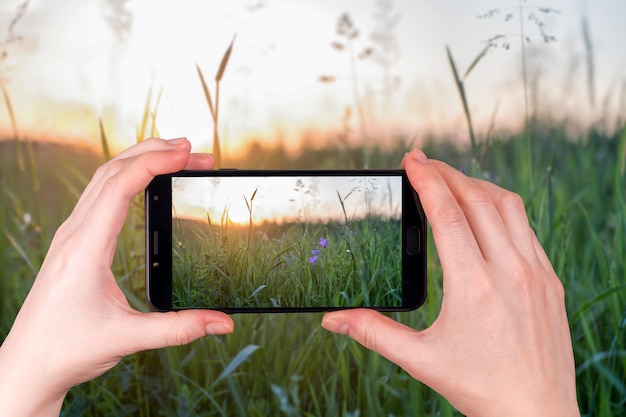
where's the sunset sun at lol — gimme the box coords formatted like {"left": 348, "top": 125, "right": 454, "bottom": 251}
{"left": 226, "top": 201, "right": 250, "bottom": 225}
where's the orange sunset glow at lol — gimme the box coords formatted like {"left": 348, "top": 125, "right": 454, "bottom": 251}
{"left": 0, "top": 0, "right": 625, "bottom": 155}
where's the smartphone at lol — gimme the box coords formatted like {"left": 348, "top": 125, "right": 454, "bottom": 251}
{"left": 145, "top": 169, "right": 426, "bottom": 313}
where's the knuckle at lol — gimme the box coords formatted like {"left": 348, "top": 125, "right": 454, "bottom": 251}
{"left": 459, "top": 183, "right": 492, "bottom": 206}
{"left": 93, "top": 158, "right": 126, "bottom": 184}
{"left": 167, "top": 318, "right": 195, "bottom": 346}
{"left": 548, "top": 274, "right": 566, "bottom": 301}
{"left": 53, "top": 218, "right": 72, "bottom": 239}
{"left": 357, "top": 325, "right": 379, "bottom": 352}
{"left": 91, "top": 162, "right": 111, "bottom": 182}
{"left": 433, "top": 203, "right": 467, "bottom": 228}
{"left": 508, "top": 259, "right": 535, "bottom": 290}
{"left": 99, "top": 173, "right": 121, "bottom": 197}
{"left": 498, "top": 190, "right": 526, "bottom": 213}
{"left": 143, "top": 137, "right": 163, "bottom": 145}
{"left": 106, "top": 157, "right": 127, "bottom": 173}
{"left": 172, "top": 329, "right": 193, "bottom": 346}
{"left": 507, "top": 258, "right": 562, "bottom": 304}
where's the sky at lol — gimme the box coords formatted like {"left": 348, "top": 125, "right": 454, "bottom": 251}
{"left": 172, "top": 174, "right": 402, "bottom": 225}
{"left": 0, "top": 0, "right": 624, "bottom": 154}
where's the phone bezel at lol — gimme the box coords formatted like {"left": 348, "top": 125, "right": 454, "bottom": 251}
{"left": 146, "top": 169, "right": 426, "bottom": 313}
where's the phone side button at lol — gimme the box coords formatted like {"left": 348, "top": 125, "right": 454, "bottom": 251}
{"left": 406, "top": 226, "right": 421, "bottom": 256}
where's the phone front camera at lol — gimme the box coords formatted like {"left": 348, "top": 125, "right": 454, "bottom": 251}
{"left": 153, "top": 195, "right": 159, "bottom": 201}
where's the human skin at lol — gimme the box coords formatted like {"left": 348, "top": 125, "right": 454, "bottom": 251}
{"left": 0, "top": 138, "right": 235, "bottom": 417}
{"left": 322, "top": 149, "right": 581, "bottom": 417}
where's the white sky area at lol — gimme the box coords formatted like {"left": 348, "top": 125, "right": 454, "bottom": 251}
{"left": 172, "top": 175, "right": 402, "bottom": 224}
{"left": 0, "top": 0, "right": 625, "bottom": 153}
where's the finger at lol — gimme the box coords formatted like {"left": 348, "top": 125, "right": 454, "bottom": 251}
{"left": 185, "top": 153, "right": 215, "bottom": 170}
{"left": 118, "top": 310, "right": 234, "bottom": 354}
{"left": 78, "top": 138, "right": 189, "bottom": 204}
{"left": 90, "top": 147, "right": 191, "bottom": 238}
{"left": 82, "top": 143, "right": 213, "bottom": 216}
{"left": 322, "top": 309, "right": 433, "bottom": 382}
{"left": 479, "top": 180, "right": 538, "bottom": 262}
{"left": 427, "top": 160, "right": 519, "bottom": 264}
{"left": 402, "top": 150, "right": 484, "bottom": 279}
{"left": 64, "top": 145, "right": 194, "bottom": 261}
{"left": 114, "top": 137, "right": 189, "bottom": 160}
{"left": 68, "top": 143, "right": 190, "bottom": 227}
{"left": 531, "top": 233, "right": 559, "bottom": 277}
{"left": 74, "top": 149, "right": 213, "bottom": 247}
{"left": 78, "top": 143, "right": 212, "bottom": 220}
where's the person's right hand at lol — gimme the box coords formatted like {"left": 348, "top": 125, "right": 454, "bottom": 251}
{"left": 322, "top": 149, "right": 580, "bottom": 417}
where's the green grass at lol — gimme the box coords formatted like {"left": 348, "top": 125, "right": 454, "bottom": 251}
{"left": 172, "top": 216, "right": 403, "bottom": 309}
{"left": 1, "top": 126, "right": 625, "bottom": 416}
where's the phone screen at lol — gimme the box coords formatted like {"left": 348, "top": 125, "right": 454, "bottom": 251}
{"left": 146, "top": 170, "right": 426, "bottom": 312}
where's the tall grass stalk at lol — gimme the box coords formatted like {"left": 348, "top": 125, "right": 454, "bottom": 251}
{"left": 99, "top": 119, "right": 112, "bottom": 162}
{"left": 581, "top": 13, "right": 596, "bottom": 109}
{"left": 0, "top": 1, "right": 29, "bottom": 172}
{"left": 340, "top": 15, "right": 369, "bottom": 167}
{"left": 517, "top": 0, "right": 534, "bottom": 186}
{"left": 135, "top": 88, "right": 162, "bottom": 143}
{"left": 445, "top": 45, "right": 479, "bottom": 161}
{"left": 243, "top": 186, "right": 258, "bottom": 252}
{"left": 197, "top": 35, "right": 236, "bottom": 168}
{"left": 0, "top": 62, "right": 24, "bottom": 174}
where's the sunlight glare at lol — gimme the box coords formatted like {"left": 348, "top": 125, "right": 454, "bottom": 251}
{"left": 226, "top": 200, "right": 250, "bottom": 226}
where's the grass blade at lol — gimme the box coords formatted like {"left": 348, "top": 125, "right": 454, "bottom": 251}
{"left": 149, "top": 88, "right": 163, "bottom": 138}
{"left": 3, "top": 228, "right": 37, "bottom": 274}
{"left": 136, "top": 89, "right": 152, "bottom": 142}
{"left": 211, "top": 344, "right": 260, "bottom": 387}
{"left": 99, "top": 118, "right": 111, "bottom": 162}
{"left": 196, "top": 63, "right": 216, "bottom": 121}
{"left": 463, "top": 43, "right": 491, "bottom": 80}
{"left": 571, "top": 283, "right": 626, "bottom": 324}
{"left": 0, "top": 79, "right": 24, "bottom": 173}
{"left": 618, "top": 125, "right": 626, "bottom": 177}
{"left": 446, "top": 45, "right": 477, "bottom": 158}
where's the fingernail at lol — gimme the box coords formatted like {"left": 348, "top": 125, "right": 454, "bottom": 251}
{"left": 205, "top": 322, "right": 233, "bottom": 335}
{"left": 168, "top": 137, "right": 187, "bottom": 146}
{"left": 321, "top": 316, "right": 350, "bottom": 335}
{"left": 412, "top": 149, "right": 428, "bottom": 163}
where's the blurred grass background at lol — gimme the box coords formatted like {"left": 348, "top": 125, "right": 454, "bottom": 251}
{"left": 1, "top": 123, "right": 624, "bottom": 416}
{"left": 1, "top": 1, "right": 625, "bottom": 415}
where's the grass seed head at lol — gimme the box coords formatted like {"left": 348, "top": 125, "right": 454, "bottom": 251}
{"left": 215, "top": 34, "right": 236, "bottom": 83}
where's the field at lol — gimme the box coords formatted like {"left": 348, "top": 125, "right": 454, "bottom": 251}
{"left": 1, "top": 127, "right": 625, "bottom": 416}
{"left": 172, "top": 215, "right": 403, "bottom": 310}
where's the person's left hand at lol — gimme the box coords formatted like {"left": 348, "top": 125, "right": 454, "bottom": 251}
{"left": 0, "top": 138, "right": 234, "bottom": 417}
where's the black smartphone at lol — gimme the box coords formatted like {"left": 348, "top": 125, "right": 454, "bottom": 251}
{"left": 145, "top": 170, "right": 426, "bottom": 313}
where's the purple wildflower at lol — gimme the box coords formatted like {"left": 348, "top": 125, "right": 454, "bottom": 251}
{"left": 308, "top": 249, "right": 321, "bottom": 265}
{"left": 309, "top": 238, "right": 328, "bottom": 265}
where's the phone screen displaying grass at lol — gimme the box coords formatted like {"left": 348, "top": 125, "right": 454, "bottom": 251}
{"left": 170, "top": 175, "right": 404, "bottom": 309}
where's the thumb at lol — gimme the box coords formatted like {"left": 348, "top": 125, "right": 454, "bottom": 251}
{"left": 322, "top": 309, "right": 432, "bottom": 379}
{"left": 119, "top": 310, "right": 234, "bottom": 354}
